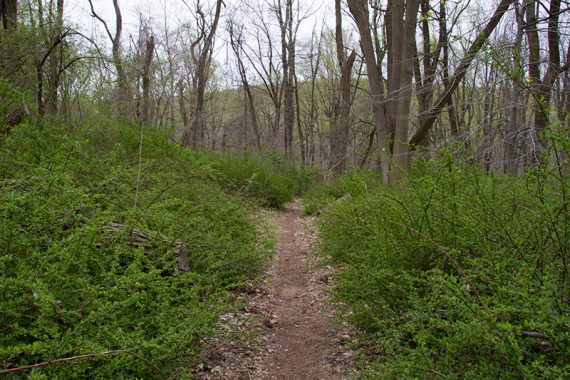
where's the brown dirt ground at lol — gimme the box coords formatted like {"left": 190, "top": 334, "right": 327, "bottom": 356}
{"left": 192, "top": 201, "right": 355, "bottom": 379}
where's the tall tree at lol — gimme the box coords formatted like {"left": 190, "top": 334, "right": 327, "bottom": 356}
{"left": 387, "top": 0, "right": 419, "bottom": 173}
{"left": 329, "top": 0, "right": 356, "bottom": 176}
{"left": 241, "top": 1, "right": 283, "bottom": 148}
{"left": 524, "top": 0, "right": 570, "bottom": 163}
{"left": 227, "top": 18, "right": 261, "bottom": 150}
{"left": 88, "top": 0, "right": 128, "bottom": 114}
{"left": 274, "top": 0, "right": 296, "bottom": 158}
{"left": 142, "top": 34, "right": 155, "bottom": 125}
{"left": 0, "top": 0, "right": 17, "bottom": 30}
{"left": 347, "top": 0, "right": 390, "bottom": 182}
{"left": 505, "top": 1, "right": 524, "bottom": 174}
{"left": 182, "top": 0, "right": 224, "bottom": 149}
{"left": 46, "top": 0, "right": 65, "bottom": 115}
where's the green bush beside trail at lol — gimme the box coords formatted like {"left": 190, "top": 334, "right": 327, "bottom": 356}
{"left": 310, "top": 150, "right": 570, "bottom": 379}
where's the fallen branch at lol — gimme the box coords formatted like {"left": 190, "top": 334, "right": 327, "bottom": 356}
{"left": 0, "top": 350, "right": 163, "bottom": 377}
{"left": 521, "top": 330, "right": 549, "bottom": 340}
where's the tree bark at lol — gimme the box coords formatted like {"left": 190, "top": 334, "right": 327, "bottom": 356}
{"left": 1, "top": 0, "right": 17, "bottom": 30}
{"left": 524, "top": 0, "right": 567, "bottom": 163}
{"left": 46, "top": 0, "right": 64, "bottom": 116}
{"left": 347, "top": 0, "right": 390, "bottom": 183}
{"left": 294, "top": 71, "right": 306, "bottom": 166}
{"left": 391, "top": 0, "right": 419, "bottom": 174}
{"left": 278, "top": 0, "right": 296, "bottom": 159}
{"left": 329, "top": 0, "right": 356, "bottom": 176}
{"left": 87, "top": 0, "right": 128, "bottom": 115}
{"left": 506, "top": 2, "right": 524, "bottom": 174}
{"left": 111, "top": 0, "right": 127, "bottom": 112}
{"left": 178, "top": 79, "right": 190, "bottom": 144}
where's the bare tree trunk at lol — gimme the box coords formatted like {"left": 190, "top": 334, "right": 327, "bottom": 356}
{"left": 329, "top": 0, "right": 356, "bottom": 176}
{"left": 185, "top": 0, "right": 224, "bottom": 149}
{"left": 506, "top": 2, "right": 524, "bottom": 174}
{"left": 227, "top": 20, "right": 262, "bottom": 150}
{"left": 1, "top": 0, "right": 17, "bottom": 30}
{"left": 46, "top": 0, "right": 64, "bottom": 116}
{"left": 36, "top": 29, "right": 69, "bottom": 124}
{"left": 524, "top": 0, "right": 568, "bottom": 163}
{"left": 440, "top": 2, "right": 460, "bottom": 141}
{"left": 391, "top": 0, "right": 419, "bottom": 174}
{"left": 111, "top": 0, "right": 127, "bottom": 112}
{"left": 88, "top": 0, "right": 128, "bottom": 115}
{"left": 278, "top": 0, "right": 296, "bottom": 159}
{"left": 294, "top": 71, "right": 306, "bottom": 166}
{"left": 385, "top": 0, "right": 404, "bottom": 155}
{"left": 179, "top": 79, "right": 190, "bottom": 145}
{"left": 142, "top": 35, "right": 155, "bottom": 125}
{"left": 308, "top": 31, "right": 322, "bottom": 165}
{"left": 479, "top": 65, "right": 496, "bottom": 172}
{"left": 414, "top": 0, "right": 439, "bottom": 147}
{"left": 347, "top": 0, "right": 390, "bottom": 183}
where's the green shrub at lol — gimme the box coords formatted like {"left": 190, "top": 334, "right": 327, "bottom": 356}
{"left": 214, "top": 152, "right": 297, "bottom": 208}
{"left": 0, "top": 122, "right": 271, "bottom": 378}
{"left": 318, "top": 149, "right": 570, "bottom": 378}
{"left": 302, "top": 169, "right": 382, "bottom": 215}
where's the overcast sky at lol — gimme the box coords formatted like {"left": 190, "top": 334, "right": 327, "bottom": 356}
{"left": 64, "top": 0, "right": 335, "bottom": 51}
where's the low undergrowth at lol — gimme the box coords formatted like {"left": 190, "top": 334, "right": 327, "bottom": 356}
{"left": 0, "top": 121, "right": 300, "bottom": 378}
{"left": 310, "top": 144, "right": 570, "bottom": 378}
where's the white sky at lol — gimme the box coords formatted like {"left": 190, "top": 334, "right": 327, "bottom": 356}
{"left": 64, "top": 0, "right": 335, "bottom": 55}
{"left": 62, "top": 0, "right": 530, "bottom": 88}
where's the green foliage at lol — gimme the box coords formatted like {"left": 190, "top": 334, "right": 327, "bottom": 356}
{"left": 213, "top": 149, "right": 316, "bottom": 208}
{"left": 302, "top": 170, "right": 382, "bottom": 215}
{"left": 214, "top": 154, "right": 293, "bottom": 208}
{"left": 0, "top": 122, "right": 275, "bottom": 378}
{"left": 316, "top": 145, "right": 570, "bottom": 378}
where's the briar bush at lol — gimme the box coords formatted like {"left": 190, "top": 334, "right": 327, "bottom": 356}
{"left": 316, "top": 140, "right": 570, "bottom": 378}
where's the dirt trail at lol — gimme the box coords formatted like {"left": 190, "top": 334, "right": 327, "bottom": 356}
{"left": 194, "top": 201, "right": 353, "bottom": 379}
{"left": 250, "top": 201, "right": 348, "bottom": 380}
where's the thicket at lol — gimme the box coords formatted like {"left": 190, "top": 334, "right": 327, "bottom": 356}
{"left": 0, "top": 84, "right": 306, "bottom": 377}
{"left": 308, "top": 136, "right": 570, "bottom": 378}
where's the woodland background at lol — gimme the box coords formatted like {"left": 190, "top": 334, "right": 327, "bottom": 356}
{"left": 1, "top": 0, "right": 569, "bottom": 378}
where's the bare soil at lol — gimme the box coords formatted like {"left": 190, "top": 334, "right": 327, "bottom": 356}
{"left": 193, "top": 201, "right": 354, "bottom": 379}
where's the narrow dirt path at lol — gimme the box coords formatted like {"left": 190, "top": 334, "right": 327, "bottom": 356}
{"left": 193, "top": 201, "right": 353, "bottom": 379}
{"left": 250, "top": 201, "right": 351, "bottom": 380}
